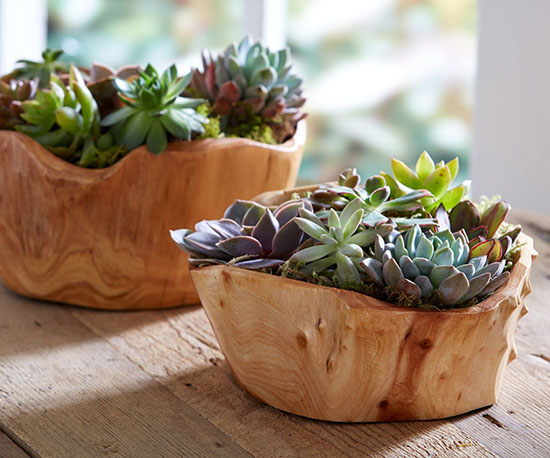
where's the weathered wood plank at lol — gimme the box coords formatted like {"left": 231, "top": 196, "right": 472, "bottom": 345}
{"left": 74, "top": 305, "right": 495, "bottom": 457}
{"left": 0, "top": 429, "right": 30, "bottom": 458}
{"left": 0, "top": 291, "right": 251, "bottom": 458}
{"left": 1, "top": 211, "right": 547, "bottom": 458}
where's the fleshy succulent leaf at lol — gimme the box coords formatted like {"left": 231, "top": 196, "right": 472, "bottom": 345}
{"left": 423, "top": 166, "right": 452, "bottom": 198}
{"left": 480, "top": 200, "right": 510, "bottom": 238}
{"left": 383, "top": 258, "right": 403, "bottom": 286}
{"left": 391, "top": 158, "right": 423, "bottom": 189}
{"left": 479, "top": 271, "right": 510, "bottom": 296}
{"left": 360, "top": 258, "right": 384, "bottom": 286}
{"left": 217, "top": 235, "right": 264, "bottom": 257}
{"left": 251, "top": 209, "right": 280, "bottom": 253}
{"left": 223, "top": 200, "right": 256, "bottom": 224}
{"left": 438, "top": 272, "right": 469, "bottom": 305}
{"left": 290, "top": 244, "right": 334, "bottom": 263}
{"left": 415, "top": 151, "right": 435, "bottom": 183}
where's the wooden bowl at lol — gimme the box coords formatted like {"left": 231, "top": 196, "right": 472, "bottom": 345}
{"left": 190, "top": 185, "right": 537, "bottom": 422}
{"left": 0, "top": 122, "right": 305, "bottom": 310}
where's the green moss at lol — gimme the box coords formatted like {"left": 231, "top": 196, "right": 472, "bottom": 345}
{"left": 196, "top": 103, "right": 221, "bottom": 139}
{"left": 278, "top": 260, "right": 483, "bottom": 310}
{"left": 225, "top": 114, "right": 277, "bottom": 144}
{"left": 78, "top": 143, "right": 129, "bottom": 168}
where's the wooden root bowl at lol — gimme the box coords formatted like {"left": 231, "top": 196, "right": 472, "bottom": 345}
{"left": 190, "top": 186, "right": 537, "bottom": 422}
{"left": 0, "top": 122, "right": 305, "bottom": 310}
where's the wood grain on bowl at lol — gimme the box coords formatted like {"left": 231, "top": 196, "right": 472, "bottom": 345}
{"left": 0, "top": 122, "right": 305, "bottom": 309}
{"left": 190, "top": 233, "right": 536, "bottom": 422}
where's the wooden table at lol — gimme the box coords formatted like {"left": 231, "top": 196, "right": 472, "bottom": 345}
{"left": 0, "top": 210, "right": 549, "bottom": 458}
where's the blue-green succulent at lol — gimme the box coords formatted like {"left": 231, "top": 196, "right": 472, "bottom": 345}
{"left": 360, "top": 224, "right": 510, "bottom": 306}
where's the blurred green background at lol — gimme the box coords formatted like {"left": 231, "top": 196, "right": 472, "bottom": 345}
{"left": 47, "top": 0, "right": 476, "bottom": 184}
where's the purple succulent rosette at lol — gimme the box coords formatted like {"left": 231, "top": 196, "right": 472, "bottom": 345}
{"left": 171, "top": 198, "right": 311, "bottom": 269}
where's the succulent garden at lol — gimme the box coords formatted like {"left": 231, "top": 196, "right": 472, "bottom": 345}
{"left": 172, "top": 151, "right": 522, "bottom": 309}
{"left": 0, "top": 36, "right": 306, "bottom": 168}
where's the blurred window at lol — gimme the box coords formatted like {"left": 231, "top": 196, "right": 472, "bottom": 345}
{"left": 43, "top": 0, "right": 476, "bottom": 183}
{"left": 288, "top": 0, "right": 476, "bottom": 183}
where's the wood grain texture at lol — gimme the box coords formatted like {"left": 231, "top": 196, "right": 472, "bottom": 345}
{"left": 0, "top": 430, "right": 30, "bottom": 458}
{"left": 0, "top": 288, "right": 252, "bottom": 458}
{"left": 0, "top": 123, "right": 304, "bottom": 310}
{"left": 190, "top": 184, "right": 536, "bottom": 422}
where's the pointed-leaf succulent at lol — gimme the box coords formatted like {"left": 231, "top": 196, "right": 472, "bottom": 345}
{"left": 10, "top": 49, "right": 70, "bottom": 88}
{"left": 289, "top": 199, "right": 394, "bottom": 285}
{"left": 390, "top": 151, "right": 470, "bottom": 213}
{"left": 16, "top": 66, "right": 107, "bottom": 158}
{"left": 102, "top": 64, "right": 207, "bottom": 154}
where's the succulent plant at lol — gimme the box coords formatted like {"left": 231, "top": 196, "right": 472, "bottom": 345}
{"left": 9, "top": 49, "right": 70, "bottom": 88}
{"left": 308, "top": 168, "right": 434, "bottom": 227}
{"left": 390, "top": 151, "right": 470, "bottom": 213}
{"left": 88, "top": 62, "right": 141, "bottom": 83}
{"left": 446, "top": 199, "right": 521, "bottom": 263}
{"left": 360, "top": 224, "right": 510, "bottom": 306}
{"left": 0, "top": 78, "right": 38, "bottom": 129}
{"left": 102, "top": 64, "right": 207, "bottom": 154}
{"left": 171, "top": 198, "right": 311, "bottom": 269}
{"left": 289, "top": 199, "right": 394, "bottom": 285}
{"left": 16, "top": 65, "right": 101, "bottom": 158}
{"left": 86, "top": 62, "right": 141, "bottom": 118}
{"left": 190, "top": 35, "right": 305, "bottom": 141}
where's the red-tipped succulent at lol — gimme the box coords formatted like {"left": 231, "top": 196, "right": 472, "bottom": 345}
{"left": 190, "top": 35, "right": 305, "bottom": 127}
{"left": 446, "top": 199, "right": 521, "bottom": 263}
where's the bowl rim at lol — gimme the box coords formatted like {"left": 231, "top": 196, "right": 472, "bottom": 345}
{"left": 191, "top": 232, "right": 534, "bottom": 316}
{"left": 0, "top": 119, "right": 306, "bottom": 179}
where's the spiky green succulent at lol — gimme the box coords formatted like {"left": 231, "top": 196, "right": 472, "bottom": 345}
{"left": 390, "top": 151, "right": 470, "bottom": 213}
{"left": 360, "top": 225, "right": 510, "bottom": 306}
{"left": 10, "top": 49, "right": 70, "bottom": 88}
{"left": 171, "top": 198, "right": 311, "bottom": 269}
{"left": 190, "top": 35, "right": 305, "bottom": 142}
{"left": 308, "top": 168, "right": 435, "bottom": 227}
{"left": 289, "top": 199, "right": 394, "bottom": 285}
{"left": 102, "top": 64, "right": 207, "bottom": 154}
{"left": 0, "top": 78, "right": 38, "bottom": 129}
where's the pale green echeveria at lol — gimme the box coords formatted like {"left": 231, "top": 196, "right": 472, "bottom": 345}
{"left": 360, "top": 224, "right": 510, "bottom": 306}
{"left": 390, "top": 151, "right": 471, "bottom": 213}
{"left": 171, "top": 198, "right": 311, "bottom": 269}
{"left": 289, "top": 198, "right": 394, "bottom": 285}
